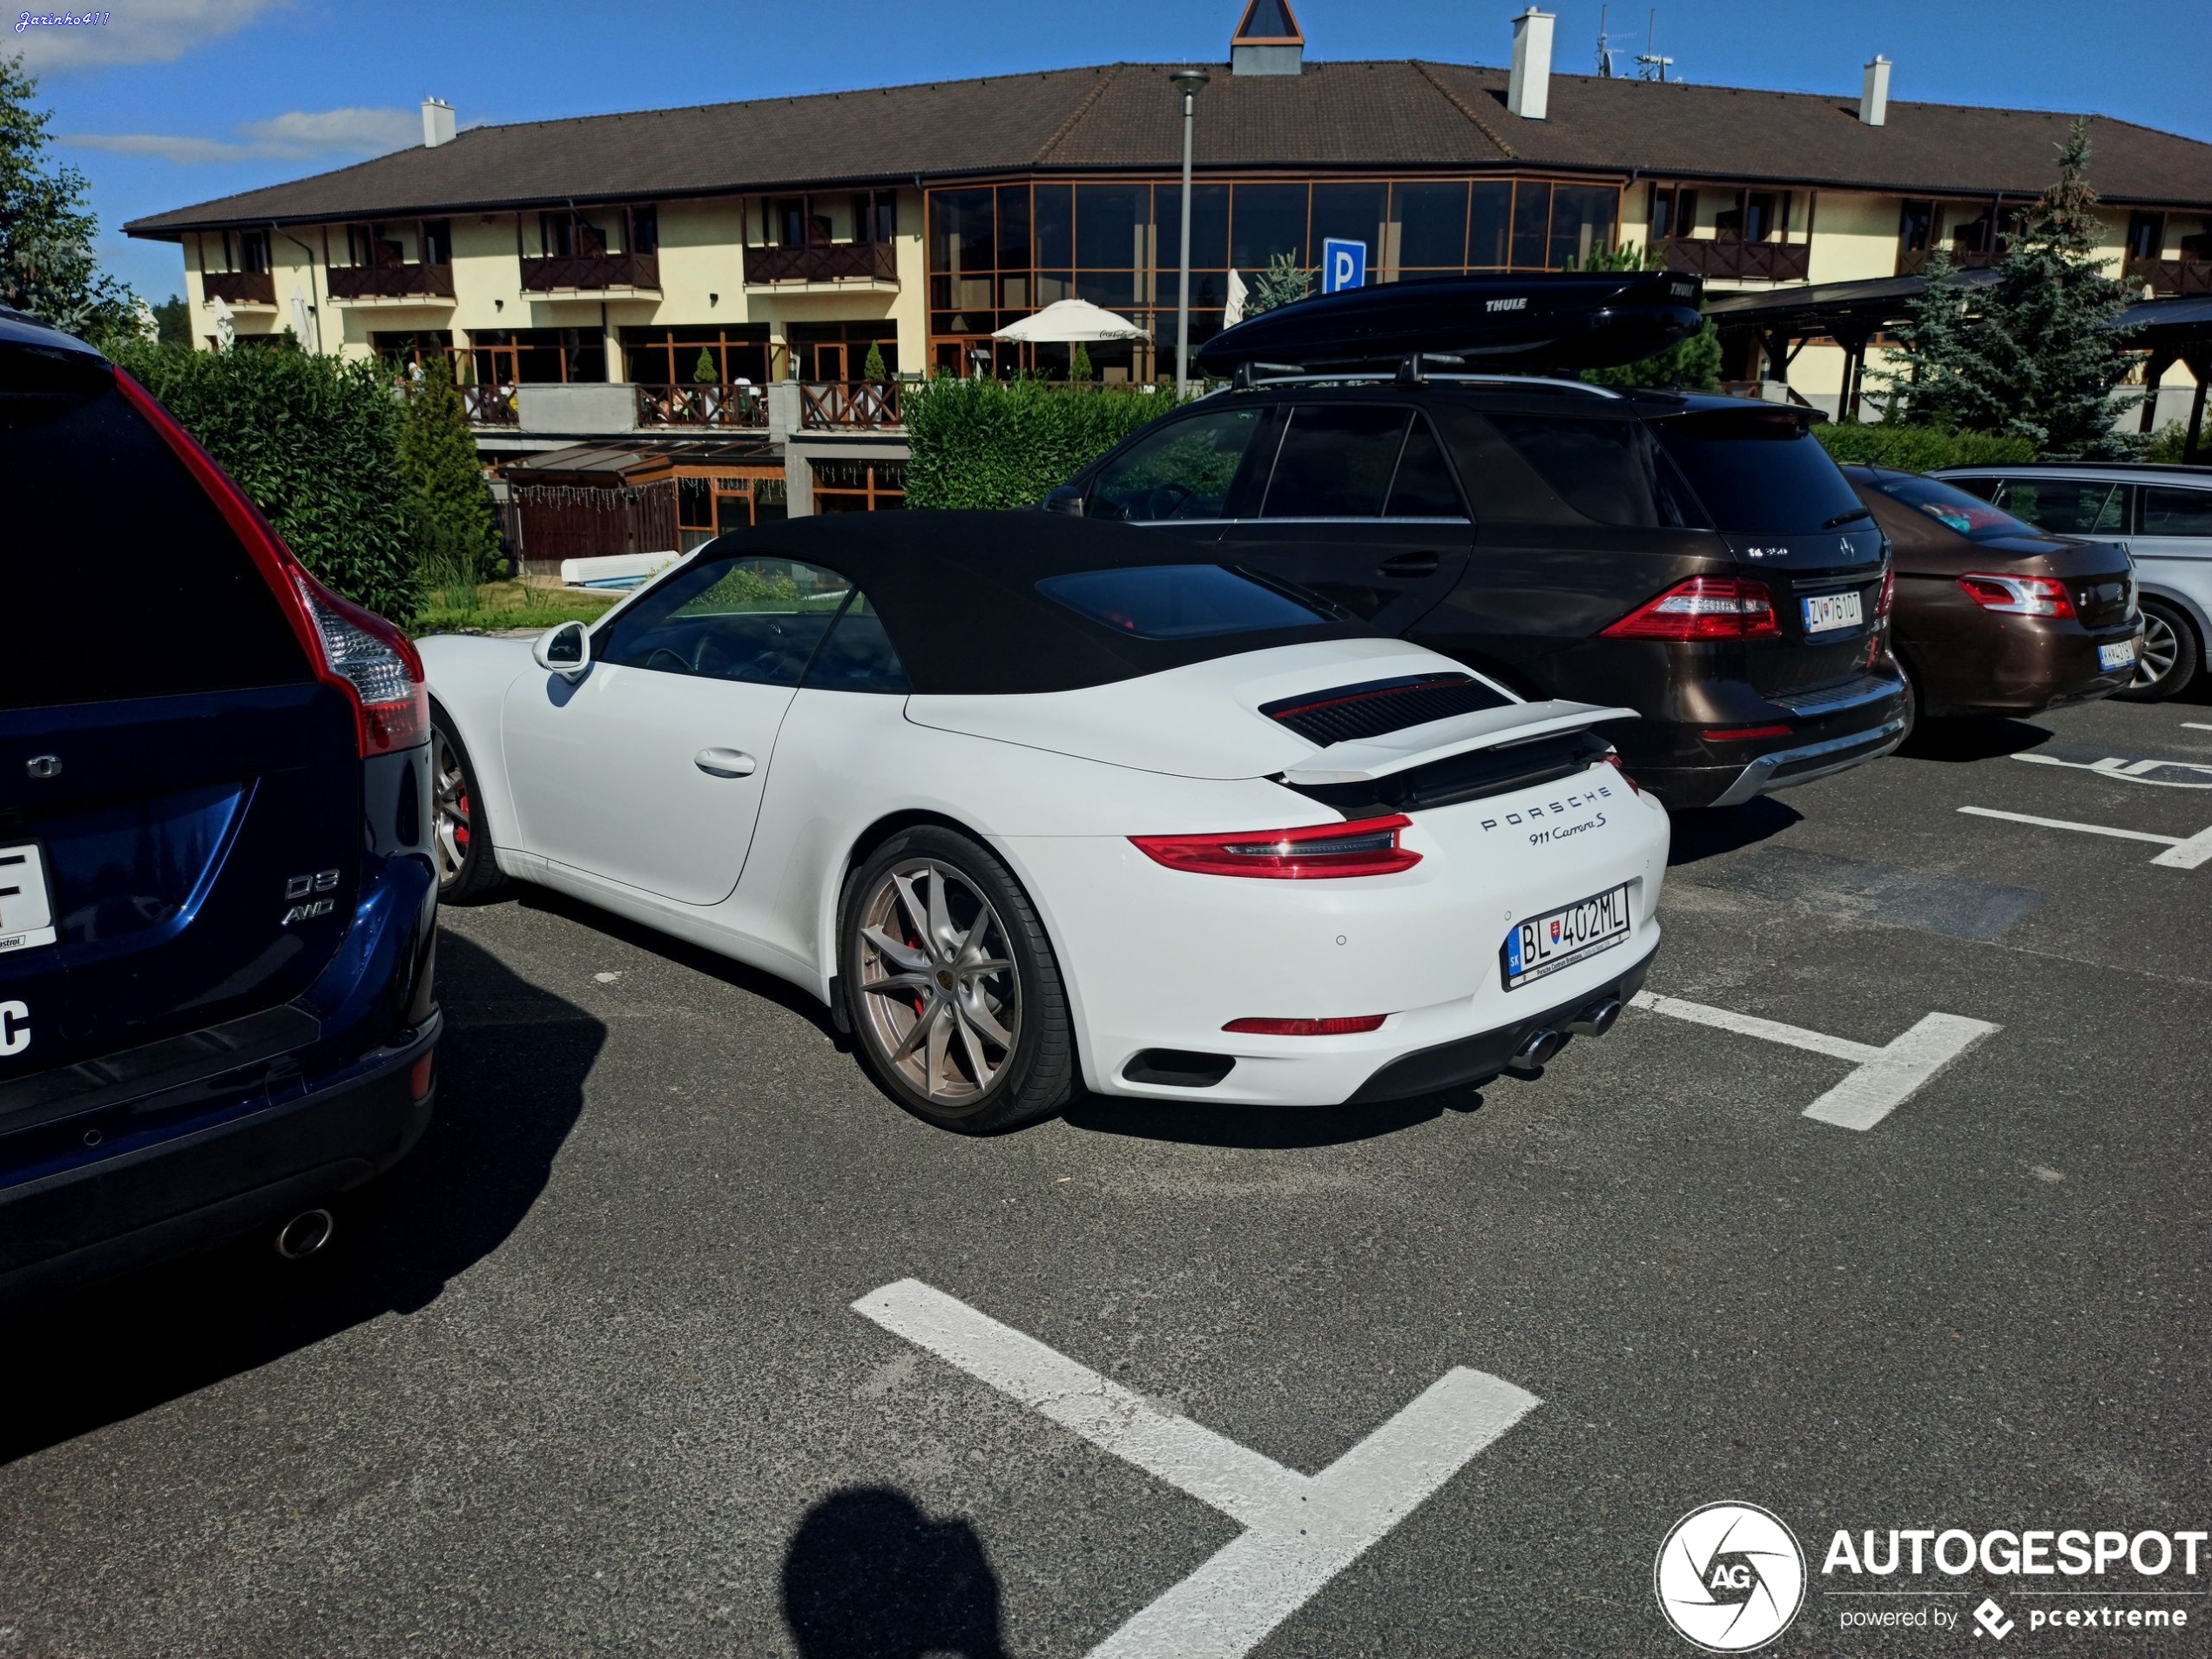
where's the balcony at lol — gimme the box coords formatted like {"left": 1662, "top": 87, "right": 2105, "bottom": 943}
{"left": 327, "top": 262, "right": 455, "bottom": 302}
{"left": 1660, "top": 239, "right": 1811, "bottom": 283}
{"left": 800, "top": 381, "right": 901, "bottom": 430}
{"left": 201, "top": 269, "right": 276, "bottom": 307}
{"left": 397, "top": 377, "right": 517, "bottom": 427}
{"left": 2129, "top": 258, "right": 2212, "bottom": 298}
{"left": 634, "top": 382, "right": 770, "bottom": 430}
{"left": 1896, "top": 247, "right": 2004, "bottom": 277}
{"left": 519, "top": 252, "right": 660, "bottom": 293}
{"left": 744, "top": 242, "right": 898, "bottom": 288}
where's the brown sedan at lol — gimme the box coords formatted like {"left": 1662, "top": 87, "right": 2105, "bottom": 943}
{"left": 1844, "top": 465, "right": 2141, "bottom": 738}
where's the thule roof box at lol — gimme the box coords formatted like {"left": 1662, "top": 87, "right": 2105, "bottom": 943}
{"left": 1194, "top": 270, "right": 1704, "bottom": 378}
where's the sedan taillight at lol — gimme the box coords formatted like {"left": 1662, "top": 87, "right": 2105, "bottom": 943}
{"left": 1600, "top": 576, "right": 1781, "bottom": 640}
{"left": 1959, "top": 572, "right": 2074, "bottom": 619}
{"left": 1130, "top": 814, "right": 1420, "bottom": 879}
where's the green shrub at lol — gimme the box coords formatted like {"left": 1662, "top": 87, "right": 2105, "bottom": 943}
{"left": 109, "top": 341, "right": 421, "bottom": 622}
{"left": 1811, "top": 424, "right": 2036, "bottom": 471}
{"left": 903, "top": 378, "right": 1194, "bottom": 509}
{"left": 2144, "top": 422, "right": 2199, "bottom": 463}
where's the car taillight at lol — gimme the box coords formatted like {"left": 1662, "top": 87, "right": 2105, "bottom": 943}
{"left": 112, "top": 368, "right": 428, "bottom": 756}
{"left": 1876, "top": 563, "right": 1895, "bottom": 620}
{"left": 1602, "top": 752, "right": 1642, "bottom": 794}
{"left": 1130, "top": 814, "right": 1420, "bottom": 879}
{"left": 1223, "top": 1015, "right": 1388, "bottom": 1035}
{"left": 1600, "top": 576, "right": 1781, "bottom": 640}
{"left": 1958, "top": 572, "right": 2074, "bottom": 619}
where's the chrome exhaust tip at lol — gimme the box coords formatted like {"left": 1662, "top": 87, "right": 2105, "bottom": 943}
{"left": 273, "top": 1207, "right": 334, "bottom": 1261}
{"left": 1507, "top": 1028, "right": 1563, "bottom": 1075}
{"left": 1567, "top": 997, "right": 1624, "bottom": 1038}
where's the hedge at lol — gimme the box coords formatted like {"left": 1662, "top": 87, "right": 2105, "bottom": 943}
{"left": 108, "top": 341, "right": 421, "bottom": 623}
{"left": 1811, "top": 424, "right": 2036, "bottom": 471}
{"left": 902, "top": 378, "right": 1194, "bottom": 509}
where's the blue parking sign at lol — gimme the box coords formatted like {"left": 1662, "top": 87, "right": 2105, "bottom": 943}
{"left": 1322, "top": 238, "right": 1367, "bottom": 294}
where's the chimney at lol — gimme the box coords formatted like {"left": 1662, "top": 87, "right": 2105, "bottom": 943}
{"left": 1508, "top": 9, "right": 1555, "bottom": 120}
{"left": 1858, "top": 56, "right": 1890, "bottom": 127}
{"left": 421, "top": 97, "right": 456, "bottom": 148}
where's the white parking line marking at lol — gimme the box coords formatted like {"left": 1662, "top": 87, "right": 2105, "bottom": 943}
{"left": 1631, "top": 993, "right": 1999, "bottom": 1132}
{"left": 853, "top": 1278, "right": 1540, "bottom": 1659}
{"left": 2183, "top": 722, "right": 2212, "bottom": 732}
{"left": 2013, "top": 752, "right": 2212, "bottom": 788}
{"left": 1958, "top": 806, "right": 2212, "bottom": 867}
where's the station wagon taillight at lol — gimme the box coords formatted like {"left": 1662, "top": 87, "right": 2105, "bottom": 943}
{"left": 1130, "top": 815, "right": 1420, "bottom": 878}
{"left": 1959, "top": 572, "right": 2074, "bottom": 619}
{"left": 1600, "top": 576, "right": 1781, "bottom": 641}
{"left": 112, "top": 368, "right": 427, "bottom": 756}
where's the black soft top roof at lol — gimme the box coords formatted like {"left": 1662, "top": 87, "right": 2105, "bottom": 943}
{"left": 699, "top": 509, "right": 1370, "bottom": 696}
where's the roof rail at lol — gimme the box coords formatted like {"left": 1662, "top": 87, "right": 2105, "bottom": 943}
{"left": 1228, "top": 358, "right": 1623, "bottom": 400}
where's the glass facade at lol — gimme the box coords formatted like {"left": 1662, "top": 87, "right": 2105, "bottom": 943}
{"left": 927, "top": 175, "right": 1621, "bottom": 379}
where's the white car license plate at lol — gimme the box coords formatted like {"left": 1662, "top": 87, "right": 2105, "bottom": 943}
{"left": 1801, "top": 590, "right": 1865, "bottom": 634}
{"left": 0, "top": 843, "right": 57, "bottom": 955}
{"left": 1501, "top": 883, "right": 1632, "bottom": 991}
{"left": 2099, "top": 639, "right": 2137, "bottom": 671}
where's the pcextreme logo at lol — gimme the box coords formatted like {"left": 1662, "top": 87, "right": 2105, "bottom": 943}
{"left": 1655, "top": 1501, "right": 1808, "bottom": 1651}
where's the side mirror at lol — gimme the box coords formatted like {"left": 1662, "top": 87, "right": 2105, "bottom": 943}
{"left": 534, "top": 620, "right": 591, "bottom": 682}
{"left": 1042, "top": 484, "right": 1085, "bottom": 516}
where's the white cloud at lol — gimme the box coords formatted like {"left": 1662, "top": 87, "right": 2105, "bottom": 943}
{"left": 64, "top": 105, "right": 421, "bottom": 164}
{"left": 9, "top": 0, "right": 281, "bottom": 71}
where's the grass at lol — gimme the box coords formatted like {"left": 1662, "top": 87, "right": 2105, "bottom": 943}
{"left": 413, "top": 578, "right": 624, "bottom": 636}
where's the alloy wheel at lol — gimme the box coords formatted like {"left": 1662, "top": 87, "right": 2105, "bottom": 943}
{"left": 853, "top": 860, "right": 1020, "bottom": 1105}
{"left": 431, "top": 729, "right": 473, "bottom": 883}
{"left": 2134, "top": 612, "right": 2178, "bottom": 691}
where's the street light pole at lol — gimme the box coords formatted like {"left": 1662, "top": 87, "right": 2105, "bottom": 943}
{"left": 1169, "top": 68, "right": 1210, "bottom": 397}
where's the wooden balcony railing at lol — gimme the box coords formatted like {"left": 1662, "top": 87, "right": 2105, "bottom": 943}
{"left": 519, "top": 252, "right": 660, "bottom": 293}
{"left": 2129, "top": 257, "right": 2212, "bottom": 298}
{"left": 1659, "top": 239, "right": 1811, "bottom": 282}
{"left": 1896, "top": 247, "right": 2005, "bottom": 277}
{"left": 634, "top": 382, "right": 770, "bottom": 429}
{"left": 327, "top": 262, "right": 455, "bottom": 301}
{"left": 799, "top": 381, "right": 901, "bottom": 430}
{"left": 396, "top": 378, "right": 518, "bottom": 426}
{"left": 201, "top": 269, "right": 276, "bottom": 306}
{"left": 744, "top": 242, "right": 899, "bottom": 285}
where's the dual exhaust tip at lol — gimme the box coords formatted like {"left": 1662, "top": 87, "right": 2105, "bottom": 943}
{"left": 1506, "top": 995, "right": 1624, "bottom": 1076}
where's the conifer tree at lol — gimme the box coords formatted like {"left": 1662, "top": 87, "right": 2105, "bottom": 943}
{"left": 398, "top": 354, "right": 501, "bottom": 583}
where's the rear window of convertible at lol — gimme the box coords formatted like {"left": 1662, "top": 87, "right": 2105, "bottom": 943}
{"left": 1037, "top": 564, "right": 1330, "bottom": 640}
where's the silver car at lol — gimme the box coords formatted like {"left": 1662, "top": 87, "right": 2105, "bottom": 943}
{"left": 1932, "top": 462, "right": 2212, "bottom": 699}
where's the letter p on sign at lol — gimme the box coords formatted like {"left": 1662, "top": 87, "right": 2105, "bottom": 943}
{"left": 1322, "top": 238, "right": 1366, "bottom": 294}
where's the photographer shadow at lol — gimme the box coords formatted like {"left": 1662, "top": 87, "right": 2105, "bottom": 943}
{"left": 783, "top": 1486, "right": 1008, "bottom": 1659}
{"left": 0, "top": 930, "right": 600, "bottom": 1465}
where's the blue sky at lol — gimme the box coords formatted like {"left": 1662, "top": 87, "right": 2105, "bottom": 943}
{"left": 19, "top": 0, "right": 2210, "bottom": 301}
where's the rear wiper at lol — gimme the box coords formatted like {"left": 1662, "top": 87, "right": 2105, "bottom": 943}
{"left": 1820, "top": 507, "right": 1874, "bottom": 529}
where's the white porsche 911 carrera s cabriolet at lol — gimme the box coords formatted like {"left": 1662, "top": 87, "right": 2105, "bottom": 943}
{"left": 422, "top": 513, "right": 1669, "bottom": 1132}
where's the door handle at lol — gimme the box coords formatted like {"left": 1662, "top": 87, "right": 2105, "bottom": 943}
{"left": 1379, "top": 554, "right": 1440, "bottom": 578}
{"left": 693, "top": 748, "right": 757, "bottom": 778}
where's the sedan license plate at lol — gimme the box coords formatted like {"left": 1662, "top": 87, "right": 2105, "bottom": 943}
{"left": 1501, "top": 884, "right": 1631, "bottom": 991}
{"left": 1801, "top": 590, "right": 1865, "bottom": 634}
{"left": 2099, "top": 639, "right": 2137, "bottom": 671}
{"left": 0, "top": 842, "right": 57, "bottom": 954}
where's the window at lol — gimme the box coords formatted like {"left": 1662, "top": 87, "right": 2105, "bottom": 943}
{"left": 1492, "top": 415, "right": 1703, "bottom": 528}
{"left": 1990, "top": 479, "right": 2125, "bottom": 536}
{"left": 1386, "top": 421, "right": 1467, "bottom": 518}
{"left": 1510, "top": 182, "right": 1551, "bottom": 270}
{"left": 804, "top": 592, "right": 910, "bottom": 693}
{"left": 596, "top": 556, "right": 853, "bottom": 684}
{"left": 1469, "top": 182, "right": 1512, "bottom": 268}
{"left": 2139, "top": 485, "right": 2212, "bottom": 537}
{"left": 237, "top": 229, "right": 270, "bottom": 273}
{"left": 1089, "top": 408, "right": 1266, "bottom": 523}
{"left": 1038, "top": 565, "right": 1328, "bottom": 640}
{"left": 812, "top": 457, "right": 906, "bottom": 513}
{"left": 1648, "top": 413, "right": 1858, "bottom": 534}
{"left": 1310, "top": 183, "right": 1385, "bottom": 276}
{"left": 1548, "top": 185, "right": 1620, "bottom": 268}
{"left": 1394, "top": 182, "right": 1468, "bottom": 273}
{"left": 631, "top": 205, "right": 659, "bottom": 256}
{"left": 1263, "top": 406, "right": 1408, "bottom": 518}
{"left": 1856, "top": 472, "right": 2034, "bottom": 542}
{"left": 1232, "top": 183, "right": 1308, "bottom": 271}
{"left": 1898, "top": 199, "right": 1934, "bottom": 256}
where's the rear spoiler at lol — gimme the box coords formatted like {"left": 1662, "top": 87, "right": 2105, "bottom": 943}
{"left": 1280, "top": 699, "right": 1637, "bottom": 786}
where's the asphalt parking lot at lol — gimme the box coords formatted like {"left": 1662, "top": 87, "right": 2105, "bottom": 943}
{"left": 3, "top": 690, "right": 2208, "bottom": 1658}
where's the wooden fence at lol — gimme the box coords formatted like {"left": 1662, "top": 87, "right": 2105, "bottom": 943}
{"left": 511, "top": 482, "right": 678, "bottom": 575}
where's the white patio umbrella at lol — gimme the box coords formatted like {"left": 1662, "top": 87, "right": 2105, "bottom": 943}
{"left": 991, "top": 297, "right": 1151, "bottom": 343}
